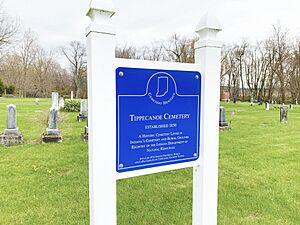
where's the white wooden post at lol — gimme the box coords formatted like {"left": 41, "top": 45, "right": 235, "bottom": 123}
{"left": 86, "top": 1, "right": 116, "bottom": 225}
{"left": 193, "top": 13, "right": 222, "bottom": 225}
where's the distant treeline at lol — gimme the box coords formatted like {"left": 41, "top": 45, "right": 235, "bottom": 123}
{"left": 0, "top": 4, "right": 298, "bottom": 103}
{"left": 116, "top": 25, "right": 300, "bottom": 103}
{"left": 221, "top": 24, "right": 300, "bottom": 103}
{"left": 0, "top": 6, "right": 87, "bottom": 98}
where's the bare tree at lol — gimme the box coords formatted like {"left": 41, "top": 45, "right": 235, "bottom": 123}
{"left": 244, "top": 42, "right": 270, "bottom": 101}
{"left": 268, "top": 24, "right": 290, "bottom": 102}
{"left": 287, "top": 40, "right": 300, "bottom": 101}
{"left": 0, "top": 4, "right": 19, "bottom": 61}
{"left": 164, "top": 33, "right": 195, "bottom": 63}
{"left": 18, "top": 29, "right": 38, "bottom": 97}
{"left": 141, "top": 41, "right": 166, "bottom": 61}
{"left": 116, "top": 44, "right": 139, "bottom": 59}
{"left": 61, "top": 41, "right": 87, "bottom": 98}
{"left": 0, "top": 5, "right": 18, "bottom": 47}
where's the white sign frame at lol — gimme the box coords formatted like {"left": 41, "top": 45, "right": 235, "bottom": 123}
{"left": 86, "top": 1, "right": 222, "bottom": 225}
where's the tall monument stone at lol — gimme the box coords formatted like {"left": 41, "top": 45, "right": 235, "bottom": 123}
{"left": 219, "top": 106, "right": 229, "bottom": 129}
{"left": 42, "top": 107, "right": 62, "bottom": 143}
{"left": 77, "top": 99, "right": 88, "bottom": 121}
{"left": 280, "top": 105, "right": 288, "bottom": 123}
{"left": 52, "top": 92, "right": 59, "bottom": 110}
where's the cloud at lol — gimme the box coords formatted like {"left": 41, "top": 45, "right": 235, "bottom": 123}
{"left": 2, "top": 0, "right": 300, "bottom": 51}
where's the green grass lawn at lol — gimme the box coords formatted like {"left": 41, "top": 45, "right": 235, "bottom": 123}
{"left": 0, "top": 98, "right": 89, "bottom": 225}
{"left": 0, "top": 98, "right": 299, "bottom": 225}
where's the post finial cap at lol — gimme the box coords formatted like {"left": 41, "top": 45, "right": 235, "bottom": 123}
{"left": 87, "top": 0, "right": 115, "bottom": 17}
{"left": 196, "top": 12, "right": 222, "bottom": 34}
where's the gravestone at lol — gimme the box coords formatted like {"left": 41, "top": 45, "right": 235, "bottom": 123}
{"left": 250, "top": 96, "right": 254, "bottom": 106}
{"left": 77, "top": 99, "right": 88, "bottom": 121}
{"left": 71, "top": 91, "right": 74, "bottom": 100}
{"left": 52, "top": 92, "right": 59, "bottom": 110}
{"left": 35, "top": 98, "right": 39, "bottom": 105}
{"left": 42, "top": 107, "right": 62, "bottom": 143}
{"left": 233, "top": 97, "right": 237, "bottom": 104}
{"left": 265, "top": 102, "right": 270, "bottom": 111}
{"left": 290, "top": 104, "right": 293, "bottom": 110}
{"left": 295, "top": 99, "right": 298, "bottom": 105}
{"left": 280, "top": 105, "right": 288, "bottom": 123}
{"left": 82, "top": 120, "right": 89, "bottom": 142}
{"left": 0, "top": 104, "right": 23, "bottom": 146}
{"left": 59, "top": 96, "right": 65, "bottom": 109}
{"left": 219, "top": 106, "right": 229, "bottom": 129}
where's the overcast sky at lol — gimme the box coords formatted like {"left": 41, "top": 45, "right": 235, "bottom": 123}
{"left": 2, "top": 0, "right": 300, "bottom": 59}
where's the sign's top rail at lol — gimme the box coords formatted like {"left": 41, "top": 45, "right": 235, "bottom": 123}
{"left": 115, "top": 58, "right": 202, "bottom": 74}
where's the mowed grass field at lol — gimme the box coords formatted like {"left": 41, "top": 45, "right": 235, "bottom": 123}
{"left": 0, "top": 98, "right": 299, "bottom": 225}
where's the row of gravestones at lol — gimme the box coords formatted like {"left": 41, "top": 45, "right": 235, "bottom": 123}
{"left": 262, "top": 102, "right": 289, "bottom": 123}
{"left": 0, "top": 92, "right": 89, "bottom": 146}
{"left": 42, "top": 92, "right": 89, "bottom": 143}
{"left": 250, "top": 97, "right": 298, "bottom": 106}
{"left": 219, "top": 104, "right": 289, "bottom": 129}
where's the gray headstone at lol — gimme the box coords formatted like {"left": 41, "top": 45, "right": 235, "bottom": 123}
{"left": 48, "top": 107, "right": 58, "bottom": 129}
{"left": 280, "top": 106, "right": 288, "bottom": 123}
{"left": 80, "top": 99, "right": 87, "bottom": 117}
{"left": 7, "top": 104, "right": 16, "bottom": 129}
{"left": 4, "top": 104, "right": 20, "bottom": 135}
{"left": 52, "top": 92, "right": 59, "bottom": 110}
{"left": 46, "top": 107, "right": 59, "bottom": 135}
{"left": 295, "top": 99, "right": 298, "bottom": 105}
{"left": 219, "top": 106, "right": 229, "bottom": 128}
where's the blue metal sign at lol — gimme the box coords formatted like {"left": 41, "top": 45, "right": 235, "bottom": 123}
{"left": 116, "top": 67, "right": 201, "bottom": 173}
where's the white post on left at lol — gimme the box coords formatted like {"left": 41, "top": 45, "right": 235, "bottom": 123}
{"left": 86, "top": 1, "right": 116, "bottom": 225}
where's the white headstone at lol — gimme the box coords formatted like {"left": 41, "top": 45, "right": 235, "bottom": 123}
{"left": 71, "top": 91, "right": 74, "bottom": 100}
{"left": 52, "top": 92, "right": 59, "bottom": 110}
{"left": 265, "top": 102, "right": 270, "bottom": 111}
{"left": 80, "top": 99, "right": 87, "bottom": 116}
{"left": 59, "top": 97, "right": 65, "bottom": 109}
